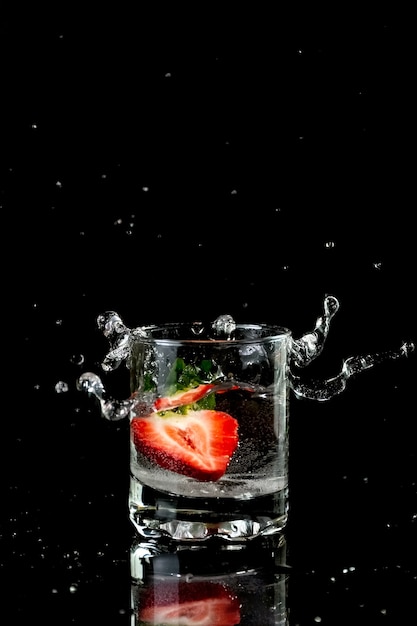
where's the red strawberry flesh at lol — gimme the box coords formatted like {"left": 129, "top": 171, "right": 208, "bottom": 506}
{"left": 153, "top": 383, "right": 214, "bottom": 411}
{"left": 131, "top": 409, "right": 238, "bottom": 481}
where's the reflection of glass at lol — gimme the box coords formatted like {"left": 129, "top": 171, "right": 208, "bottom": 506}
{"left": 130, "top": 534, "right": 289, "bottom": 625}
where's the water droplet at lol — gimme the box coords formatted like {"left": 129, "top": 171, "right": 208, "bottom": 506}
{"left": 55, "top": 381, "right": 69, "bottom": 393}
{"left": 77, "top": 372, "right": 105, "bottom": 397}
{"left": 211, "top": 314, "right": 236, "bottom": 339}
{"left": 70, "top": 353, "right": 84, "bottom": 365}
{"left": 191, "top": 322, "right": 205, "bottom": 336}
{"left": 400, "top": 341, "right": 414, "bottom": 356}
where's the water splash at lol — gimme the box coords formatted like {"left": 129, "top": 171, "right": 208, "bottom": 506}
{"left": 290, "top": 295, "right": 339, "bottom": 368}
{"left": 290, "top": 341, "right": 415, "bottom": 401}
{"left": 96, "top": 311, "right": 148, "bottom": 372}
{"left": 77, "top": 296, "right": 415, "bottom": 418}
{"left": 77, "top": 372, "right": 135, "bottom": 421}
{"left": 211, "top": 314, "right": 237, "bottom": 339}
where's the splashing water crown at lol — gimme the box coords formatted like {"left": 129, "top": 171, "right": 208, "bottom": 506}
{"left": 77, "top": 296, "right": 414, "bottom": 419}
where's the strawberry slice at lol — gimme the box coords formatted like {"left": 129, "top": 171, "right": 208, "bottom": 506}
{"left": 131, "top": 409, "right": 238, "bottom": 481}
{"left": 139, "top": 580, "right": 241, "bottom": 625}
{"left": 153, "top": 383, "right": 214, "bottom": 411}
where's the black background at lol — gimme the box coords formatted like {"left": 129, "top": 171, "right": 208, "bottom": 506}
{"left": 1, "top": 6, "right": 416, "bottom": 624}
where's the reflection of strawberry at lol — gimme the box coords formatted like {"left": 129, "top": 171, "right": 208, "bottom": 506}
{"left": 153, "top": 383, "right": 214, "bottom": 411}
{"left": 139, "top": 580, "right": 241, "bottom": 625}
{"left": 131, "top": 409, "right": 238, "bottom": 481}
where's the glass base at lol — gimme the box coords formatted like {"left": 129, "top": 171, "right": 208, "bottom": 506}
{"left": 129, "top": 476, "right": 288, "bottom": 544}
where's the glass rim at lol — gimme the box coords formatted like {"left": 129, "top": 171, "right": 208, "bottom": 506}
{"left": 133, "top": 322, "right": 292, "bottom": 345}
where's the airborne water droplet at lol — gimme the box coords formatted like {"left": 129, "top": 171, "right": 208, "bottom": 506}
{"left": 211, "top": 314, "right": 236, "bottom": 339}
{"left": 70, "top": 353, "right": 84, "bottom": 365}
{"left": 191, "top": 322, "right": 205, "bottom": 335}
{"left": 55, "top": 381, "right": 69, "bottom": 393}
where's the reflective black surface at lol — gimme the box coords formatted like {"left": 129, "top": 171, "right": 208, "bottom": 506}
{"left": 2, "top": 8, "right": 416, "bottom": 624}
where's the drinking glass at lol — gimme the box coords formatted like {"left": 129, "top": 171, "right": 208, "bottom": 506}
{"left": 127, "top": 319, "right": 291, "bottom": 544}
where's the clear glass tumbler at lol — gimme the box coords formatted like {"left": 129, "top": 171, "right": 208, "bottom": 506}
{"left": 128, "top": 320, "right": 291, "bottom": 544}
